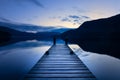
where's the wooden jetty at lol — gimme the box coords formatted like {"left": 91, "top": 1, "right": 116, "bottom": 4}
{"left": 24, "top": 44, "right": 96, "bottom": 80}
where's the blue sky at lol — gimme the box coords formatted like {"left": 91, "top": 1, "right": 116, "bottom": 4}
{"left": 0, "top": 0, "right": 120, "bottom": 28}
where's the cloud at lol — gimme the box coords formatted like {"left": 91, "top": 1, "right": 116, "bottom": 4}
{"left": 51, "top": 14, "right": 90, "bottom": 26}
{"left": 69, "top": 15, "right": 90, "bottom": 19}
{"left": 81, "top": 16, "right": 90, "bottom": 19}
{"left": 15, "top": 0, "right": 44, "bottom": 8}
{"left": 61, "top": 15, "right": 90, "bottom": 25}
{"left": 73, "top": 19, "right": 79, "bottom": 22}
{"left": 69, "top": 15, "right": 80, "bottom": 19}
{"left": 0, "top": 17, "right": 11, "bottom": 22}
{"left": 30, "top": 0, "right": 44, "bottom": 8}
{"left": 61, "top": 18, "right": 71, "bottom": 22}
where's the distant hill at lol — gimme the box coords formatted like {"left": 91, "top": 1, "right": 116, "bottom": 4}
{"left": 0, "top": 25, "right": 61, "bottom": 42}
{"left": 62, "top": 14, "right": 120, "bottom": 58}
{"left": 0, "top": 21, "right": 71, "bottom": 46}
{"left": 0, "top": 26, "right": 35, "bottom": 46}
{"left": 0, "top": 21, "right": 70, "bottom": 40}
{"left": 0, "top": 27, "right": 11, "bottom": 45}
{"left": 0, "top": 21, "right": 70, "bottom": 33}
{"left": 0, "top": 26, "right": 61, "bottom": 46}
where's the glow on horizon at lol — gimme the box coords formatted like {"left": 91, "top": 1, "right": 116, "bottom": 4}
{"left": 24, "top": 12, "right": 119, "bottom": 28}
{"left": 0, "top": 0, "right": 120, "bottom": 28}
{"left": 33, "top": 19, "right": 79, "bottom": 28}
{"left": 32, "top": 10, "right": 118, "bottom": 28}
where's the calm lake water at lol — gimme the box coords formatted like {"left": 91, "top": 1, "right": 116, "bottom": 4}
{"left": 0, "top": 40, "right": 120, "bottom": 80}
{"left": 69, "top": 45, "right": 120, "bottom": 80}
{"left": 0, "top": 40, "right": 53, "bottom": 80}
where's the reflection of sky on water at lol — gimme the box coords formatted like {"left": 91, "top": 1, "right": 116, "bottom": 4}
{"left": 69, "top": 44, "right": 120, "bottom": 80}
{"left": 0, "top": 41, "right": 120, "bottom": 80}
{"left": 0, "top": 40, "right": 52, "bottom": 52}
{"left": 0, "top": 40, "right": 52, "bottom": 80}
{"left": 56, "top": 39, "right": 65, "bottom": 44}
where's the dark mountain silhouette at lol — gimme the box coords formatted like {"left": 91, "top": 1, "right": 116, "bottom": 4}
{"left": 0, "top": 21, "right": 71, "bottom": 46}
{"left": 0, "top": 26, "right": 60, "bottom": 46}
{"left": 62, "top": 14, "right": 120, "bottom": 58}
{"left": 0, "top": 26, "right": 35, "bottom": 46}
{"left": 0, "top": 28, "right": 11, "bottom": 45}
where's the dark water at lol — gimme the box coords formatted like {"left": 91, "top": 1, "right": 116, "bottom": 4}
{"left": 0, "top": 40, "right": 120, "bottom": 80}
{"left": 69, "top": 45, "right": 120, "bottom": 80}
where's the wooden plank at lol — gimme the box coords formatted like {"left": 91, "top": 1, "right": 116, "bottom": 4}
{"left": 31, "top": 68, "right": 89, "bottom": 71}
{"left": 24, "top": 44, "right": 96, "bottom": 79}
{"left": 38, "top": 60, "right": 83, "bottom": 63}
{"left": 24, "top": 78, "right": 96, "bottom": 80}
{"left": 38, "top": 61, "right": 83, "bottom": 63}
{"left": 25, "top": 73, "right": 95, "bottom": 78}
{"left": 32, "top": 67, "right": 89, "bottom": 70}
{"left": 34, "top": 65, "right": 85, "bottom": 67}
{"left": 29, "top": 70, "right": 91, "bottom": 74}
{"left": 37, "top": 62, "right": 83, "bottom": 66}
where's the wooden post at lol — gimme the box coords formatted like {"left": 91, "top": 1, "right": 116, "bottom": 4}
{"left": 53, "top": 36, "right": 56, "bottom": 45}
{"left": 45, "top": 51, "right": 49, "bottom": 55}
{"left": 65, "top": 38, "right": 68, "bottom": 45}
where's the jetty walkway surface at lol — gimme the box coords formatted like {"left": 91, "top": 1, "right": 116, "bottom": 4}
{"left": 24, "top": 44, "right": 96, "bottom": 80}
